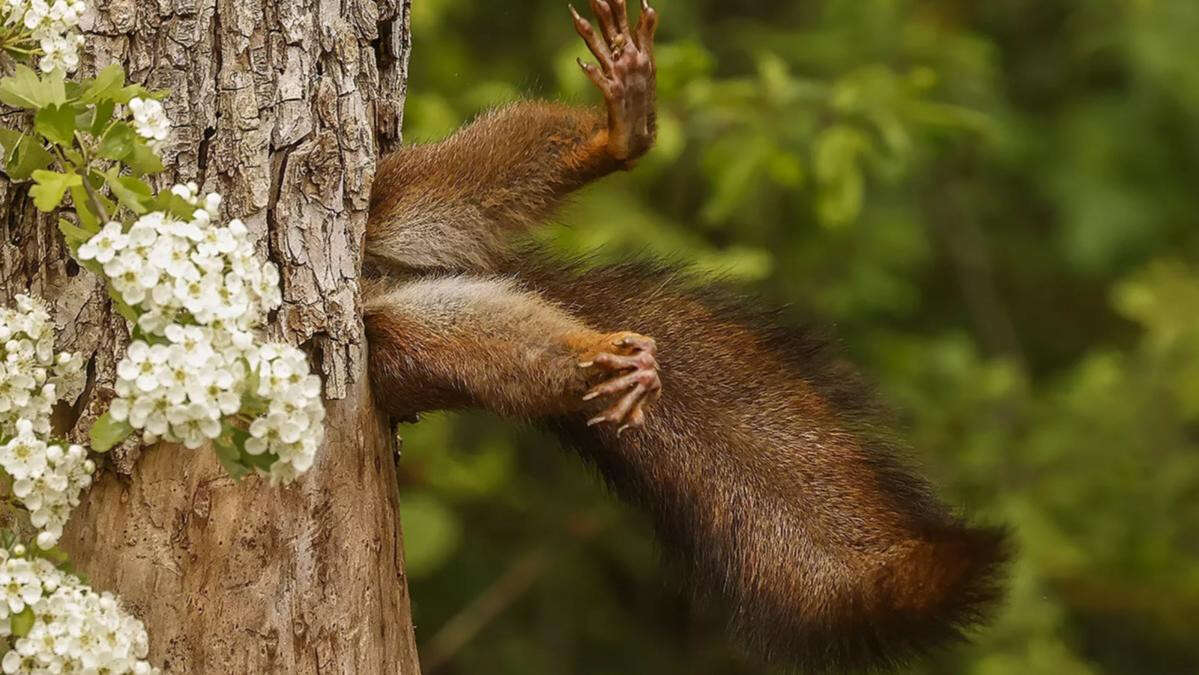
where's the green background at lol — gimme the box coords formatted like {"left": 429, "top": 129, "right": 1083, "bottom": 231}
{"left": 395, "top": 0, "right": 1199, "bottom": 672}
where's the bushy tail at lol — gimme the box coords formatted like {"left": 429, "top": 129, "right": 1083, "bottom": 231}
{"left": 508, "top": 250, "right": 1011, "bottom": 670}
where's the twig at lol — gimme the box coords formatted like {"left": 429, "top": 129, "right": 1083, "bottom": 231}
{"left": 420, "top": 516, "right": 609, "bottom": 672}
{"left": 421, "top": 547, "right": 552, "bottom": 673}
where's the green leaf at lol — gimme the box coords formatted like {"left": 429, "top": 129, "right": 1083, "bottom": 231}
{"left": 239, "top": 445, "right": 276, "bottom": 472}
{"left": 130, "top": 324, "right": 169, "bottom": 345}
{"left": 111, "top": 84, "right": 153, "bottom": 105}
{"left": 240, "top": 393, "right": 268, "bottom": 418}
{"left": 106, "top": 286, "right": 138, "bottom": 323}
{"left": 58, "top": 218, "right": 95, "bottom": 248}
{"left": 105, "top": 170, "right": 152, "bottom": 214}
{"left": 213, "top": 451, "right": 250, "bottom": 480}
{"left": 60, "top": 147, "right": 83, "bottom": 166}
{"left": 213, "top": 423, "right": 252, "bottom": 480}
{"left": 42, "top": 68, "right": 67, "bottom": 105}
{"left": 34, "top": 103, "right": 79, "bottom": 147}
{"left": 80, "top": 63, "right": 126, "bottom": 103}
{"left": 90, "top": 411, "right": 133, "bottom": 453}
{"left": 240, "top": 369, "right": 266, "bottom": 415}
{"left": 89, "top": 99, "right": 115, "bottom": 136}
{"left": 0, "top": 127, "right": 22, "bottom": 158}
{"left": 31, "top": 544, "right": 71, "bottom": 569}
{"left": 96, "top": 122, "right": 135, "bottom": 161}
{"left": 0, "top": 65, "right": 62, "bottom": 109}
{"left": 151, "top": 190, "right": 200, "bottom": 220}
{"left": 73, "top": 108, "right": 91, "bottom": 131}
{"left": 126, "top": 141, "right": 164, "bottom": 175}
{"left": 29, "top": 169, "right": 83, "bottom": 212}
{"left": 0, "top": 66, "right": 41, "bottom": 108}
{"left": 6, "top": 135, "right": 54, "bottom": 181}
{"left": 10, "top": 607, "right": 34, "bottom": 637}
{"left": 68, "top": 185, "right": 99, "bottom": 229}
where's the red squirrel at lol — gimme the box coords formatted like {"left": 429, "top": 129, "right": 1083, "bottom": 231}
{"left": 363, "top": 0, "right": 1009, "bottom": 669}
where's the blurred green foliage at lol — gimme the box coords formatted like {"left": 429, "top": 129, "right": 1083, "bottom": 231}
{"left": 395, "top": 0, "right": 1199, "bottom": 673}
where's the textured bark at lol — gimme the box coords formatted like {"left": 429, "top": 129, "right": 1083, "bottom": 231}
{"left": 1, "top": 0, "right": 419, "bottom": 672}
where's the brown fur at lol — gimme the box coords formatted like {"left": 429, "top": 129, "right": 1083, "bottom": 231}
{"left": 369, "top": 103, "right": 614, "bottom": 274}
{"left": 502, "top": 253, "right": 1010, "bottom": 670}
{"left": 363, "top": 60, "right": 1009, "bottom": 669}
{"left": 363, "top": 274, "right": 628, "bottom": 419}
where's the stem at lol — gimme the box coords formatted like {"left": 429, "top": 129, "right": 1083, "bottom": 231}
{"left": 69, "top": 132, "right": 109, "bottom": 223}
{"left": 0, "top": 28, "right": 40, "bottom": 56}
{"left": 79, "top": 172, "right": 109, "bottom": 223}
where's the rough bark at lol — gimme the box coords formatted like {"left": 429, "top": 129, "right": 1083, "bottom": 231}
{"left": 0, "top": 0, "right": 419, "bottom": 672}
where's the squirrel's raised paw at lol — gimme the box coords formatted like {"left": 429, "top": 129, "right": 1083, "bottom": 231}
{"left": 570, "top": 0, "right": 658, "bottom": 163}
{"left": 580, "top": 332, "right": 661, "bottom": 434}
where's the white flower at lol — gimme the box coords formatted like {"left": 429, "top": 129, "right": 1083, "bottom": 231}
{"left": 203, "top": 192, "right": 221, "bottom": 216}
{"left": 0, "top": 558, "right": 42, "bottom": 614}
{"left": 0, "top": 551, "right": 157, "bottom": 673}
{"left": 128, "top": 97, "right": 171, "bottom": 152}
{"left": 126, "top": 217, "right": 159, "bottom": 254}
{"left": 46, "top": 0, "right": 82, "bottom": 25}
{"left": 0, "top": 296, "right": 84, "bottom": 438}
{"left": 0, "top": 421, "right": 48, "bottom": 480}
{"left": 77, "top": 222, "right": 127, "bottom": 264}
{"left": 189, "top": 368, "right": 240, "bottom": 417}
{"left": 169, "top": 182, "right": 199, "bottom": 203}
{"left": 116, "top": 341, "right": 168, "bottom": 394}
{"left": 5, "top": 0, "right": 87, "bottom": 72}
{"left": 174, "top": 274, "right": 222, "bottom": 322}
{"left": 38, "top": 30, "right": 83, "bottom": 73}
{"left": 20, "top": 1, "right": 45, "bottom": 30}
{"left": 0, "top": 419, "right": 93, "bottom": 548}
{"left": 242, "top": 343, "right": 324, "bottom": 484}
{"left": 127, "top": 390, "right": 171, "bottom": 438}
{"left": 164, "top": 324, "right": 214, "bottom": 367}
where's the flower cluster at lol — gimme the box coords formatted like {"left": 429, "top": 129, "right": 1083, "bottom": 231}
{"left": 244, "top": 344, "right": 324, "bottom": 485}
{"left": 77, "top": 185, "right": 322, "bottom": 484}
{"left": 0, "top": 295, "right": 84, "bottom": 438}
{"left": 79, "top": 187, "right": 281, "bottom": 337}
{"left": 2, "top": 0, "right": 87, "bottom": 73}
{"left": 127, "top": 98, "right": 170, "bottom": 153}
{"left": 0, "top": 420, "right": 94, "bottom": 549}
{"left": 0, "top": 546, "right": 155, "bottom": 673}
{"left": 107, "top": 329, "right": 242, "bottom": 450}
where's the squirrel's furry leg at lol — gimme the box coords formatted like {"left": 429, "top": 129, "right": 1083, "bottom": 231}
{"left": 367, "top": 103, "right": 613, "bottom": 275}
{"left": 363, "top": 275, "right": 660, "bottom": 428}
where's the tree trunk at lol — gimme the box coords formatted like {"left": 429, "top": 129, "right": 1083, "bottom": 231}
{"left": 0, "top": 0, "right": 419, "bottom": 672}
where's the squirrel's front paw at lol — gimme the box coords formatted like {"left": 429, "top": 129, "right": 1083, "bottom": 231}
{"left": 580, "top": 332, "right": 661, "bottom": 434}
{"left": 571, "top": 0, "right": 659, "bottom": 164}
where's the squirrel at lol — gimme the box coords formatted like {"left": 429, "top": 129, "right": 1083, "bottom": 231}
{"left": 362, "top": 0, "right": 1010, "bottom": 670}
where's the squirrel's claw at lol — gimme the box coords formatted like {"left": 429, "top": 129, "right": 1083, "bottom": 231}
{"left": 571, "top": 5, "right": 613, "bottom": 73}
{"left": 582, "top": 331, "right": 661, "bottom": 433}
{"left": 584, "top": 368, "right": 658, "bottom": 401}
{"left": 587, "top": 0, "right": 621, "bottom": 46}
{"left": 635, "top": 1, "right": 658, "bottom": 53}
{"left": 608, "top": 0, "right": 633, "bottom": 42}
